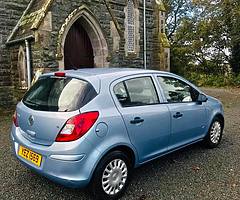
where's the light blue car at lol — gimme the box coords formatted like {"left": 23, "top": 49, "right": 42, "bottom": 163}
{"left": 11, "top": 68, "right": 224, "bottom": 200}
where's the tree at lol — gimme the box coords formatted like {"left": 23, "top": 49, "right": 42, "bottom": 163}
{"left": 163, "top": 0, "right": 193, "bottom": 41}
{"left": 164, "top": 0, "right": 240, "bottom": 75}
{"left": 221, "top": 0, "right": 240, "bottom": 74}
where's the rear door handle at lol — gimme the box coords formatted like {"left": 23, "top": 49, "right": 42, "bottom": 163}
{"left": 130, "top": 117, "right": 144, "bottom": 124}
{"left": 173, "top": 112, "right": 183, "bottom": 119}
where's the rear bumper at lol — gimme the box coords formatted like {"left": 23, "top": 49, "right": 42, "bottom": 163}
{"left": 11, "top": 126, "right": 101, "bottom": 188}
{"left": 15, "top": 153, "right": 88, "bottom": 188}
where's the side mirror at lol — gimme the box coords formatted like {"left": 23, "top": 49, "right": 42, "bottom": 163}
{"left": 197, "top": 93, "right": 208, "bottom": 103}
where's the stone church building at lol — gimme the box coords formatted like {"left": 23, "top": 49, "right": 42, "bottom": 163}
{"left": 0, "top": 0, "right": 170, "bottom": 106}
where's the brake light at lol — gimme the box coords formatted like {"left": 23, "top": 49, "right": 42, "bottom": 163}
{"left": 13, "top": 111, "right": 19, "bottom": 127}
{"left": 54, "top": 72, "right": 65, "bottom": 77}
{"left": 56, "top": 111, "right": 99, "bottom": 142}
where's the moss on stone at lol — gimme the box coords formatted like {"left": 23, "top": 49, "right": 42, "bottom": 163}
{"left": 159, "top": 33, "right": 170, "bottom": 48}
{"left": 157, "top": 0, "right": 166, "bottom": 12}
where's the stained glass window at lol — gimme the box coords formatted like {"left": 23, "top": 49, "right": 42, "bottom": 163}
{"left": 126, "top": 0, "right": 135, "bottom": 52}
{"left": 18, "top": 46, "right": 27, "bottom": 89}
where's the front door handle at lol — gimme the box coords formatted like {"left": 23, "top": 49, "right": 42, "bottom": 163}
{"left": 173, "top": 112, "right": 183, "bottom": 119}
{"left": 130, "top": 117, "right": 144, "bottom": 124}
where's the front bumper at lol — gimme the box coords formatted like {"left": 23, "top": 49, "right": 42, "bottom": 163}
{"left": 11, "top": 126, "right": 101, "bottom": 188}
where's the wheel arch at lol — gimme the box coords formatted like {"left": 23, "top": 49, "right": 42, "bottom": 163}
{"left": 88, "top": 144, "right": 138, "bottom": 187}
{"left": 204, "top": 112, "right": 224, "bottom": 138}
{"left": 97, "top": 144, "right": 137, "bottom": 168}
{"left": 214, "top": 113, "right": 224, "bottom": 129}
{"left": 104, "top": 145, "right": 136, "bottom": 168}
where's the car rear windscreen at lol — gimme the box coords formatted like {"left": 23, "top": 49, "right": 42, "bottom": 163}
{"left": 23, "top": 76, "right": 97, "bottom": 112}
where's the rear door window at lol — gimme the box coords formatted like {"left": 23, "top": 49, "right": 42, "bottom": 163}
{"left": 114, "top": 77, "right": 159, "bottom": 107}
{"left": 23, "top": 76, "right": 97, "bottom": 112}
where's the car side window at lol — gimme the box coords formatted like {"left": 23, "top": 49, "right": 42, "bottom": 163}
{"left": 157, "top": 76, "right": 199, "bottom": 103}
{"left": 114, "top": 77, "right": 159, "bottom": 107}
{"left": 113, "top": 82, "right": 129, "bottom": 106}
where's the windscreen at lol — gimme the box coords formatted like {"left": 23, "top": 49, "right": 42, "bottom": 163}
{"left": 23, "top": 76, "right": 97, "bottom": 112}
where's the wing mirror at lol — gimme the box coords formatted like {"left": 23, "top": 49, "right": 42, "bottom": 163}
{"left": 197, "top": 93, "right": 208, "bottom": 103}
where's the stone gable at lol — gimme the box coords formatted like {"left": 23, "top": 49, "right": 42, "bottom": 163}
{"left": 0, "top": 0, "right": 170, "bottom": 106}
{"left": 0, "top": 0, "right": 30, "bottom": 106}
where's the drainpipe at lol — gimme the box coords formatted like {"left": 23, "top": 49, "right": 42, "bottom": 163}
{"left": 25, "top": 39, "right": 31, "bottom": 89}
{"left": 143, "top": 0, "right": 147, "bottom": 69}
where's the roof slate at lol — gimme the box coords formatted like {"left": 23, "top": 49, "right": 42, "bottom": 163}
{"left": 7, "top": 0, "right": 54, "bottom": 43}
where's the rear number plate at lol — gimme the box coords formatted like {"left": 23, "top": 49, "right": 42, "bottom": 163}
{"left": 18, "top": 146, "right": 42, "bottom": 167}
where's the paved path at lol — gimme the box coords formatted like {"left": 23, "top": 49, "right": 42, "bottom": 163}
{"left": 0, "top": 87, "right": 240, "bottom": 200}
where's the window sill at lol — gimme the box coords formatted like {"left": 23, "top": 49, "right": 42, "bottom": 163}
{"left": 125, "top": 52, "right": 139, "bottom": 59}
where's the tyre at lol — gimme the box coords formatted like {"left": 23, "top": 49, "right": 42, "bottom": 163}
{"left": 204, "top": 117, "right": 223, "bottom": 148}
{"left": 90, "top": 151, "right": 131, "bottom": 200}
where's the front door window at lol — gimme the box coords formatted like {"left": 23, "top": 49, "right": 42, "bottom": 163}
{"left": 157, "top": 76, "right": 199, "bottom": 103}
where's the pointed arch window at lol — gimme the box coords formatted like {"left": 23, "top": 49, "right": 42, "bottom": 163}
{"left": 126, "top": 0, "right": 136, "bottom": 53}
{"left": 124, "top": 0, "right": 140, "bottom": 56}
{"left": 18, "top": 46, "right": 27, "bottom": 89}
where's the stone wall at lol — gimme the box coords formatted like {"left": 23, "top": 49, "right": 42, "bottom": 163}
{"left": 0, "top": 0, "right": 29, "bottom": 106}
{"left": 26, "top": 0, "right": 160, "bottom": 71}
{"left": 1, "top": 0, "right": 167, "bottom": 106}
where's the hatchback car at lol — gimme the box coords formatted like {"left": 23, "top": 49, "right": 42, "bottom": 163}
{"left": 11, "top": 68, "right": 224, "bottom": 199}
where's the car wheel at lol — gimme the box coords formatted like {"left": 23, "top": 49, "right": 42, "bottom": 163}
{"left": 90, "top": 151, "right": 131, "bottom": 200}
{"left": 204, "top": 117, "right": 223, "bottom": 148}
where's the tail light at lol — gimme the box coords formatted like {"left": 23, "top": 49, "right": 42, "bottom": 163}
{"left": 13, "top": 111, "right": 19, "bottom": 127}
{"left": 56, "top": 111, "right": 99, "bottom": 142}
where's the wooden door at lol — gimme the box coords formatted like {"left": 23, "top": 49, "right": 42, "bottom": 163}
{"left": 64, "top": 19, "right": 94, "bottom": 69}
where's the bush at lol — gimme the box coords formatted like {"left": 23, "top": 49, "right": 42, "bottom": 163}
{"left": 183, "top": 72, "right": 240, "bottom": 87}
{"left": 234, "top": 74, "right": 240, "bottom": 85}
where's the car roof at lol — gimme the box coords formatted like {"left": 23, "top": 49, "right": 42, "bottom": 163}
{"left": 64, "top": 68, "right": 172, "bottom": 80}
{"left": 42, "top": 68, "right": 176, "bottom": 93}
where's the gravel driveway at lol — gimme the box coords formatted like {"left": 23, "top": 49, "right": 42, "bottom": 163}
{"left": 0, "top": 87, "right": 240, "bottom": 200}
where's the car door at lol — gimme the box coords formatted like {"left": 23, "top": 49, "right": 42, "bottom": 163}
{"left": 156, "top": 75, "right": 207, "bottom": 149}
{"left": 111, "top": 75, "right": 171, "bottom": 163}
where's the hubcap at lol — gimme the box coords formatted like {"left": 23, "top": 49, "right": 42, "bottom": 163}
{"left": 102, "top": 159, "right": 128, "bottom": 195}
{"left": 210, "top": 121, "right": 222, "bottom": 144}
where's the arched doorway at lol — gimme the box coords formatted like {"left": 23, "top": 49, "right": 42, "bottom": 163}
{"left": 57, "top": 6, "right": 109, "bottom": 70}
{"left": 64, "top": 18, "right": 94, "bottom": 69}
